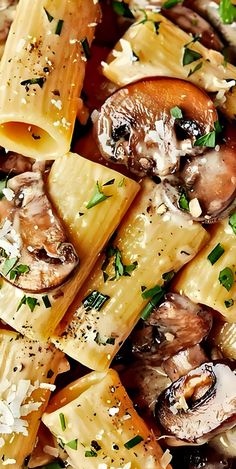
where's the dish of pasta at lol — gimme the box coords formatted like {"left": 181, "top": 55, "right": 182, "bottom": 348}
{"left": 0, "top": 0, "right": 236, "bottom": 468}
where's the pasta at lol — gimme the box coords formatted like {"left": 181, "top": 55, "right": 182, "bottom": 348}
{"left": 102, "top": 10, "right": 236, "bottom": 115}
{"left": 42, "top": 369, "right": 170, "bottom": 469}
{"left": 174, "top": 218, "right": 236, "bottom": 322}
{"left": 0, "top": 328, "right": 66, "bottom": 468}
{"left": 0, "top": 153, "right": 139, "bottom": 341}
{"left": 0, "top": 0, "right": 100, "bottom": 160}
{"left": 53, "top": 178, "right": 209, "bottom": 370}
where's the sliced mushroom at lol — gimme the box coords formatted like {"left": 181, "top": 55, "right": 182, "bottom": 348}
{"left": 0, "top": 0, "right": 17, "bottom": 47}
{"left": 163, "top": 344, "right": 208, "bottom": 381}
{"left": 162, "top": 4, "right": 223, "bottom": 51}
{"left": 132, "top": 293, "right": 212, "bottom": 363}
{"left": 0, "top": 171, "right": 78, "bottom": 292}
{"left": 162, "top": 126, "right": 236, "bottom": 223}
{"left": 171, "top": 445, "right": 234, "bottom": 469}
{"left": 155, "top": 362, "right": 236, "bottom": 445}
{"left": 94, "top": 78, "right": 217, "bottom": 177}
{"left": 0, "top": 149, "right": 34, "bottom": 174}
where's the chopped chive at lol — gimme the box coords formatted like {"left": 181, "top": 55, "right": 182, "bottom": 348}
{"left": 170, "top": 106, "right": 183, "bottom": 119}
{"left": 207, "top": 243, "right": 225, "bottom": 265}
{"left": 141, "top": 287, "right": 165, "bottom": 320}
{"left": 66, "top": 439, "right": 78, "bottom": 450}
{"left": 229, "top": 212, "right": 236, "bottom": 234}
{"left": 219, "top": 267, "right": 234, "bottom": 291}
{"left": 1, "top": 257, "right": 18, "bottom": 276}
{"left": 44, "top": 7, "right": 54, "bottom": 22}
{"left": 55, "top": 19, "right": 64, "bottom": 36}
{"left": 80, "top": 38, "right": 90, "bottom": 59}
{"left": 219, "top": 0, "right": 236, "bottom": 24}
{"left": 85, "top": 450, "right": 97, "bottom": 457}
{"left": 183, "top": 47, "right": 202, "bottom": 66}
{"left": 187, "top": 61, "right": 203, "bottom": 77}
{"left": 142, "top": 284, "right": 163, "bottom": 299}
{"left": 224, "top": 298, "right": 234, "bottom": 308}
{"left": 86, "top": 182, "right": 112, "bottom": 209}
{"left": 42, "top": 295, "right": 51, "bottom": 308}
{"left": 82, "top": 290, "right": 110, "bottom": 312}
{"left": 112, "top": 1, "right": 134, "bottom": 18}
{"left": 103, "top": 179, "right": 115, "bottom": 186}
{"left": 124, "top": 435, "right": 144, "bottom": 449}
{"left": 21, "top": 77, "right": 46, "bottom": 89}
{"left": 162, "top": 270, "right": 175, "bottom": 283}
{"left": 59, "top": 413, "right": 66, "bottom": 431}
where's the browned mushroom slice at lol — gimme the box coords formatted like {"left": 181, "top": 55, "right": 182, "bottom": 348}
{"left": 162, "top": 4, "right": 223, "bottom": 51}
{"left": 163, "top": 126, "right": 236, "bottom": 222}
{"left": 0, "top": 148, "right": 33, "bottom": 174}
{"left": 155, "top": 362, "right": 236, "bottom": 445}
{"left": 94, "top": 78, "right": 217, "bottom": 177}
{"left": 0, "top": 171, "right": 78, "bottom": 292}
{"left": 132, "top": 293, "right": 212, "bottom": 363}
{"left": 163, "top": 344, "right": 208, "bottom": 381}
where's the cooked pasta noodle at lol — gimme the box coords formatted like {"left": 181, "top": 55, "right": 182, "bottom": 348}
{"left": 53, "top": 178, "right": 209, "bottom": 370}
{"left": 42, "top": 369, "right": 170, "bottom": 469}
{"left": 0, "top": 0, "right": 100, "bottom": 160}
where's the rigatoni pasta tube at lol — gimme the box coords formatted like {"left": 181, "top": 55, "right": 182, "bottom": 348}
{"left": 43, "top": 369, "right": 171, "bottom": 469}
{"left": 0, "top": 329, "right": 66, "bottom": 468}
{"left": 0, "top": 153, "right": 139, "bottom": 341}
{"left": 0, "top": 0, "right": 100, "bottom": 160}
{"left": 174, "top": 219, "right": 236, "bottom": 322}
{"left": 103, "top": 11, "right": 236, "bottom": 100}
{"left": 53, "top": 178, "right": 209, "bottom": 370}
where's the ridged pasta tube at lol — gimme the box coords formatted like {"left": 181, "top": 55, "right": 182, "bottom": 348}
{"left": 174, "top": 218, "right": 236, "bottom": 322}
{"left": 0, "top": 153, "right": 139, "bottom": 341}
{"left": 53, "top": 178, "right": 209, "bottom": 371}
{"left": 0, "top": 329, "right": 66, "bottom": 468}
{"left": 0, "top": 0, "right": 100, "bottom": 160}
{"left": 42, "top": 369, "right": 171, "bottom": 469}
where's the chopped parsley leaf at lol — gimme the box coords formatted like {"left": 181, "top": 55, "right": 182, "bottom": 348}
{"left": 59, "top": 413, "right": 66, "bottom": 431}
{"left": 178, "top": 189, "right": 189, "bottom": 211}
{"left": 112, "top": 1, "right": 134, "bottom": 18}
{"left": 44, "top": 8, "right": 54, "bottom": 22}
{"left": 85, "top": 450, "right": 97, "bottom": 457}
{"left": 219, "top": 267, "right": 234, "bottom": 291}
{"left": 124, "top": 435, "right": 144, "bottom": 449}
{"left": 225, "top": 298, "right": 234, "bottom": 308}
{"left": 207, "top": 243, "right": 225, "bottom": 265}
{"left": 10, "top": 264, "right": 30, "bottom": 280}
{"left": 1, "top": 257, "right": 18, "bottom": 276}
{"left": 17, "top": 295, "right": 40, "bottom": 312}
{"left": 82, "top": 290, "right": 110, "bottom": 312}
{"left": 229, "top": 212, "right": 236, "bottom": 234}
{"left": 183, "top": 47, "right": 202, "bottom": 66}
{"left": 194, "top": 120, "right": 222, "bottom": 148}
{"left": 170, "top": 106, "right": 183, "bottom": 119}
{"left": 219, "top": 0, "right": 236, "bottom": 24}
{"left": 66, "top": 439, "right": 78, "bottom": 450}
{"left": 86, "top": 182, "right": 112, "bottom": 209}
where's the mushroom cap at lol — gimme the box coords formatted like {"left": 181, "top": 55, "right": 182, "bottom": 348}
{"left": 0, "top": 171, "right": 78, "bottom": 292}
{"left": 155, "top": 362, "right": 236, "bottom": 444}
{"left": 94, "top": 77, "right": 217, "bottom": 177}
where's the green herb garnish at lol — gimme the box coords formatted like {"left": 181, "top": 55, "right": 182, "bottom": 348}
{"left": 17, "top": 295, "right": 40, "bottom": 312}
{"left": 183, "top": 47, "right": 202, "bottom": 66}
{"left": 80, "top": 38, "right": 91, "bottom": 59}
{"left": 21, "top": 77, "right": 46, "bottom": 89}
{"left": 163, "top": 0, "right": 183, "bottom": 7}
{"left": 141, "top": 285, "right": 165, "bottom": 320}
{"left": 44, "top": 8, "right": 54, "bottom": 22}
{"left": 187, "top": 61, "right": 203, "bottom": 77}
{"left": 82, "top": 290, "right": 110, "bottom": 312}
{"left": 179, "top": 189, "right": 189, "bottom": 211}
{"left": 219, "top": 267, "right": 234, "bottom": 291}
{"left": 229, "top": 212, "right": 236, "bottom": 234}
{"left": 219, "top": 0, "right": 236, "bottom": 24}
{"left": 55, "top": 19, "right": 64, "bottom": 35}
{"left": 59, "top": 413, "right": 66, "bottom": 431}
{"left": 1, "top": 257, "right": 17, "bottom": 276}
{"left": 224, "top": 298, "right": 234, "bottom": 308}
{"left": 207, "top": 243, "right": 225, "bottom": 265}
{"left": 10, "top": 264, "right": 30, "bottom": 280}
{"left": 85, "top": 450, "right": 97, "bottom": 457}
{"left": 66, "top": 439, "right": 78, "bottom": 450}
{"left": 112, "top": 1, "right": 134, "bottom": 18}
{"left": 142, "top": 284, "right": 163, "bottom": 299}
{"left": 42, "top": 295, "right": 51, "bottom": 308}
{"left": 102, "top": 245, "right": 138, "bottom": 281}
{"left": 162, "top": 270, "right": 175, "bottom": 283}
{"left": 170, "top": 106, "right": 183, "bottom": 119}
{"left": 124, "top": 435, "right": 144, "bottom": 449}
{"left": 194, "top": 120, "right": 222, "bottom": 148}
{"left": 87, "top": 182, "right": 112, "bottom": 209}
